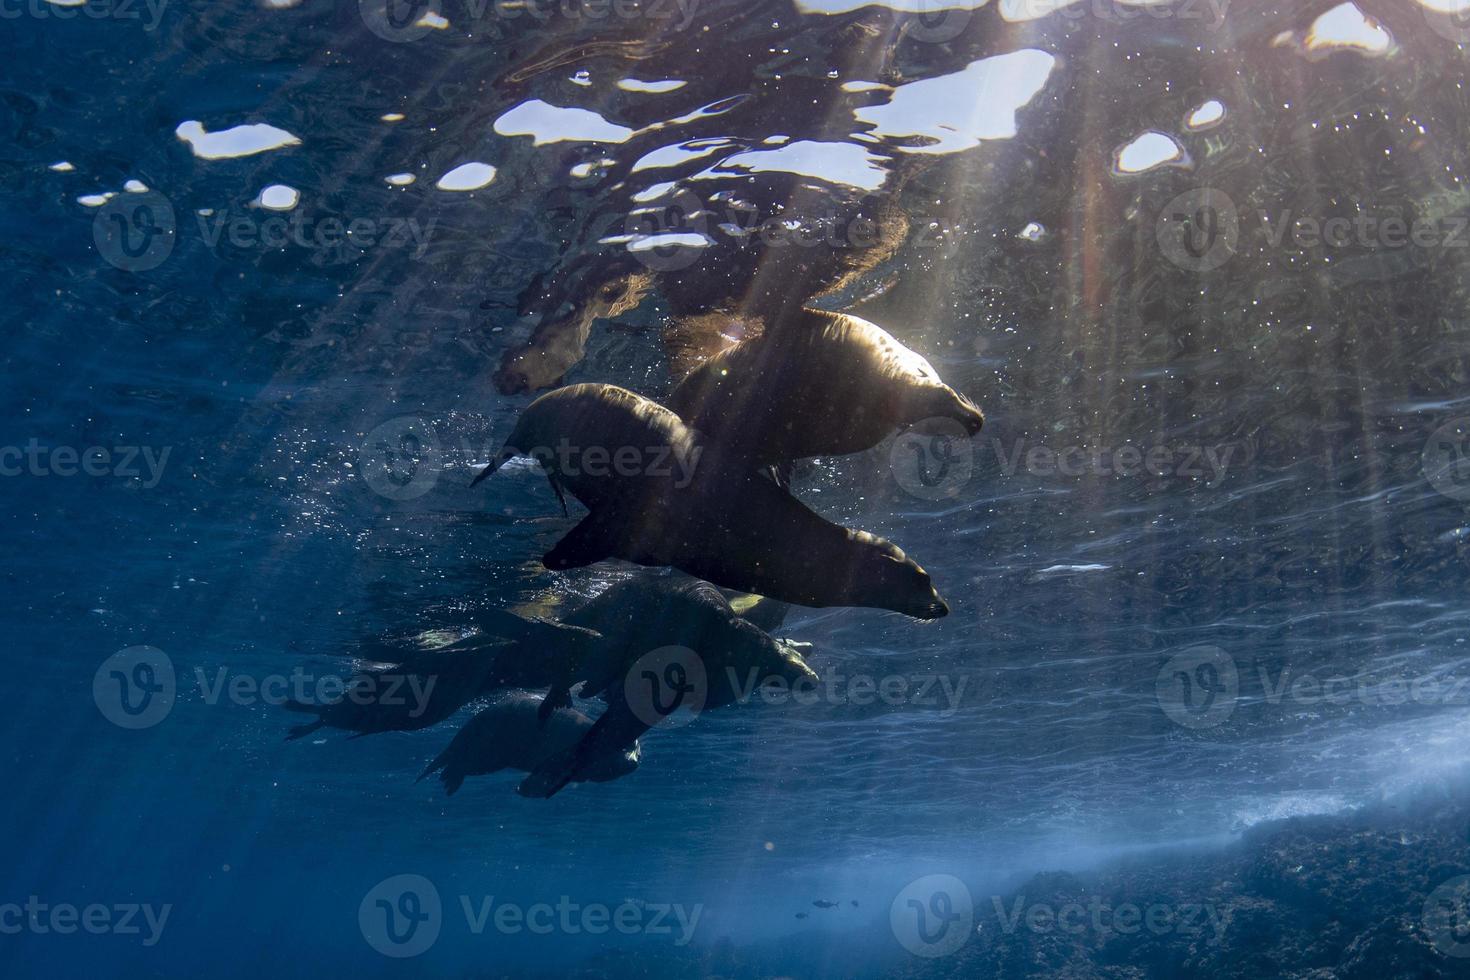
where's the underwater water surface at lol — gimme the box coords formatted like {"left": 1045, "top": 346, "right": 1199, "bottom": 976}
{"left": 6, "top": 0, "right": 1470, "bottom": 976}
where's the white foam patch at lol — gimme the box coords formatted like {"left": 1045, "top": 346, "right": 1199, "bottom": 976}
{"left": 1115, "top": 131, "right": 1184, "bottom": 173}
{"left": 254, "top": 184, "right": 299, "bottom": 211}
{"left": 493, "top": 100, "right": 634, "bottom": 145}
{"left": 617, "top": 78, "right": 687, "bottom": 93}
{"left": 1186, "top": 99, "right": 1225, "bottom": 129}
{"left": 627, "top": 232, "right": 713, "bottom": 252}
{"left": 49, "top": 161, "right": 75, "bottom": 173}
{"left": 1035, "top": 563, "right": 1109, "bottom": 577}
{"left": 435, "top": 162, "right": 497, "bottom": 191}
{"left": 123, "top": 179, "right": 149, "bottom": 193}
{"left": 175, "top": 120, "right": 301, "bottom": 160}
{"left": 631, "top": 182, "right": 678, "bottom": 203}
{"left": 697, "top": 140, "right": 889, "bottom": 191}
{"left": 998, "top": 0, "right": 1174, "bottom": 21}
{"left": 384, "top": 172, "right": 416, "bottom": 186}
{"left": 796, "top": 0, "right": 986, "bottom": 12}
{"left": 1306, "top": 2, "right": 1392, "bottom": 54}
{"left": 631, "top": 139, "right": 732, "bottom": 173}
{"left": 77, "top": 192, "right": 115, "bottom": 207}
{"left": 853, "top": 48, "right": 1055, "bottom": 154}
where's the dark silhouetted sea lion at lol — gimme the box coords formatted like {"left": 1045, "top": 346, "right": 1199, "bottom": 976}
{"left": 517, "top": 579, "right": 819, "bottom": 799}
{"left": 667, "top": 308, "right": 984, "bottom": 467}
{"left": 417, "top": 692, "right": 640, "bottom": 796}
{"left": 471, "top": 384, "right": 949, "bottom": 619}
{"left": 283, "top": 611, "right": 602, "bottom": 740}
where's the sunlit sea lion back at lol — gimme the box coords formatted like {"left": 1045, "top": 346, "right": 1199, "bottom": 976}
{"left": 667, "top": 308, "right": 984, "bottom": 466}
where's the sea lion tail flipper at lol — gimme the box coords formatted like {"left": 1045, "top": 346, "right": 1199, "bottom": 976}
{"left": 542, "top": 512, "right": 617, "bottom": 570}
{"left": 547, "top": 476, "right": 569, "bottom": 517}
{"left": 416, "top": 748, "right": 450, "bottom": 784}
{"left": 734, "top": 594, "right": 792, "bottom": 632}
{"left": 469, "top": 446, "right": 520, "bottom": 488}
{"left": 284, "top": 718, "right": 325, "bottom": 741}
{"left": 538, "top": 684, "right": 572, "bottom": 723}
{"left": 517, "top": 749, "right": 578, "bottom": 799}
{"left": 519, "top": 703, "right": 648, "bottom": 799}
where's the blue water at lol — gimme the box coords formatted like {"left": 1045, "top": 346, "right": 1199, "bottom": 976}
{"left": 6, "top": 0, "right": 1470, "bottom": 976}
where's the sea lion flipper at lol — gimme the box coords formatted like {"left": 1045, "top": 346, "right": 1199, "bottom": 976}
{"left": 538, "top": 684, "right": 572, "bottom": 723}
{"left": 547, "top": 475, "right": 569, "bottom": 517}
{"left": 543, "top": 513, "right": 617, "bottom": 570}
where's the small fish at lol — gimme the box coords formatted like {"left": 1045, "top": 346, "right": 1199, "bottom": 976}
{"left": 851, "top": 900, "right": 859, "bottom": 908}
{"left": 795, "top": 912, "right": 808, "bottom": 919}
{"left": 813, "top": 899, "right": 838, "bottom": 909}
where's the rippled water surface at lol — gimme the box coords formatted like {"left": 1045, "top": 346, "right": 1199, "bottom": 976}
{"left": 6, "top": 0, "right": 1470, "bottom": 976}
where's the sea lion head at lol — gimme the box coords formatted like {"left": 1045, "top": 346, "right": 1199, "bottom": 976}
{"left": 849, "top": 533, "right": 950, "bottom": 620}
{"left": 900, "top": 382, "right": 986, "bottom": 438}
{"left": 495, "top": 261, "right": 656, "bottom": 395}
{"left": 577, "top": 738, "right": 643, "bottom": 783}
{"left": 716, "top": 618, "right": 820, "bottom": 701}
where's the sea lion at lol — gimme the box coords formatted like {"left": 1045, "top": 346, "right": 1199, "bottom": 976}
{"left": 667, "top": 308, "right": 984, "bottom": 468}
{"left": 517, "top": 579, "right": 820, "bottom": 799}
{"left": 417, "top": 692, "right": 640, "bottom": 796}
{"left": 470, "top": 384, "right": 949, "bottom": 619}
{"left": 283, "top": 611, "right": 602, "bottom": 740}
